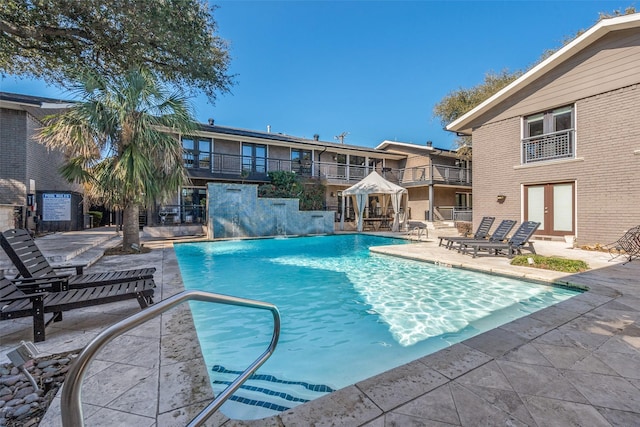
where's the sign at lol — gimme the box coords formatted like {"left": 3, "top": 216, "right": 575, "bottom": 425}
{"left": 42, "top": 193, "right": 71, "bottom": 221}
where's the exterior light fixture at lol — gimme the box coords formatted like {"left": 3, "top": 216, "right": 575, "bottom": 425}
{"left": 497, "top": 195, "right": 506, "bottom": 203}
{"left": 7, "top": 341, "right": 41, "bottom": 391}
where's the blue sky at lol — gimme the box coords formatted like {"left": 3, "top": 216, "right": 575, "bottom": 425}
{"left": 0, "top": 1, "right": 632, "bottom": 149}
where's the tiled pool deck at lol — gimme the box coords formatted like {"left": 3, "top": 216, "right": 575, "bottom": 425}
{"left": 1, "top": 228, "right": 639, "bottom": 426}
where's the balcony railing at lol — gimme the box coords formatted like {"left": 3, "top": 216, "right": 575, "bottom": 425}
{"left": 157, "top": 205, "right": 206, "bottom": 225}
{"left": 522, "top": 129, "right": 574, "bottom": 164}
{"left": 188, "top": 152, "right": 471, "bottom": 186}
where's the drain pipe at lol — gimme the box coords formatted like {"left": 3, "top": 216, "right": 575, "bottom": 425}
{"left": 317, "top": 147, "right": 327, "bottom": 178}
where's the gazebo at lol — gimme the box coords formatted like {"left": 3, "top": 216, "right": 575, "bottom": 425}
{"left": 340, "top": 171, "right": 408, "bottom": 232}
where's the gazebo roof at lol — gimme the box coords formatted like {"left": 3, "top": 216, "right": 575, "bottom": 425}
{"left": 342, "top": 171, "right": 407, "bottom": 196}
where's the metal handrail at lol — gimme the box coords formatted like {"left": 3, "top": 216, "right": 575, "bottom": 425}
{"left": 61, "top": 290, "right": 281, "bottom": 427}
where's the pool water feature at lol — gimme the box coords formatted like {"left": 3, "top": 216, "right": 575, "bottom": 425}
{"left": 175, "top": 234, "right": 581, "bottom": 420}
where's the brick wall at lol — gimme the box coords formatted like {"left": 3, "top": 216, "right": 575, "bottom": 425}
{"left": 472, "top": 83, "right": 640, "bottom": 245}
{"left": 0, "top": 109, "right": 28, "bottom": 204}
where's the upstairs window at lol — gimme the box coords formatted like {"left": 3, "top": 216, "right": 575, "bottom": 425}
{"left": 522, "top": 105, "right": 575, "bottom": 164}
{"left": 182, "top": 137, "right": 212, "bottom": 170}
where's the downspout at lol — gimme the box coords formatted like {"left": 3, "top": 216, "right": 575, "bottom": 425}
{"left": 317, "top": 147, "right": 327, "bottom": 178}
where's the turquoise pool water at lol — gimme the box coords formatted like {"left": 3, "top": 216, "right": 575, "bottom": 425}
{"left": 175, "top": 234, "right": 581, "bottom": 420}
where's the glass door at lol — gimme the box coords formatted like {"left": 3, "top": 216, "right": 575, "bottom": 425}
{"left": 525, "top": 182, "right": 574, "bottom": 236}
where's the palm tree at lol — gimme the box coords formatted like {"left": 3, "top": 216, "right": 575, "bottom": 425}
{"left": 39, "top": 67, "right": 195, "bottom": 249}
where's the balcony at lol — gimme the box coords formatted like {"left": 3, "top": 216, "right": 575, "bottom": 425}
{"left": 185, "top": 152, "right": 471, "bottom": 187}
{"left": 522, "top": 129, "right": 574, "bottom": 164}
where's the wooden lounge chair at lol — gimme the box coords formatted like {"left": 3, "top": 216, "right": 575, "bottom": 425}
{"left": 449, "top": 219, "right": 517, "bottom": 252}
{"left": 1, "top": 229, "right": 155, "bottom": 290}
{"left": 605, "top": 225, "right": 640, "bottom": 265}
{"left": 463, "top": 221, "right": 540, "bottom": 258}
{"left": 438, "top": 216, "right": 495, "bottom": 247}
{"left": 1, "top": 274, "right": 155, "bottom": 342}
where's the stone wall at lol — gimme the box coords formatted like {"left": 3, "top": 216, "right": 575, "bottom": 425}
{"left": 207, "top": 183, "right": 334, "bottom": 238}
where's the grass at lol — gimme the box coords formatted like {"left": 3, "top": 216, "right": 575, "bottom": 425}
{"left": 511, "top": 255, "right": 589, "bottom": 273}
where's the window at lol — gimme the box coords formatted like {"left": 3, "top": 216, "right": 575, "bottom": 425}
{"left": 182, "top": 138, "right": 195, "bottom": 168}
{"left": 291, "top": 149, "right": 312, "bottom": 174}
{"left": 522, "top": 105, "right": 574, "bottom": 164}
{"left": 242, "top": 143, "right": 267, "bottom": 173}
{"left": 182, "top": 137, "right": 212, "bottom": 170}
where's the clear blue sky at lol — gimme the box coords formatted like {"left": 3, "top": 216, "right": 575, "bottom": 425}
{"left": 0, "top": 1, "right": 631, "bottom": 149}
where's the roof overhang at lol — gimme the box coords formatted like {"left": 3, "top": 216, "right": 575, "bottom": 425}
{"left": 447, "top": 13, "right": 640, "bottom": 135}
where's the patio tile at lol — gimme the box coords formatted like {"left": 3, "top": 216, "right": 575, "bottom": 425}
{"left": 279, "top": 385, "right": 382, "bottom": 427}
{"left": 456, "top": 382, "right": 536, "bottom": 425}
{"left": 532, "top": 342, "right": 615, "bottom": 373}
{"left": 391, "top": 384, "right": 460, "bottom": 425}
{"left": 534, "top": 328, "right": 610, "bottom": 351}
{"left": 455, "top": 360, "right": 513, "bottom": 391}
{"left": 80, "top": 363, "right": 157, "bottom": 407}
{"left": 522, "top": 394, "right": 611, "bottom": 427}
{"left": 84, "top": 406, "right": 155, "bottom": 427}
{"left": 562, "top": 370, "right": 640, "bottom": 412}
{"left": 597, "top": 407, "right": 640, "bottom": 426}
{"left": 450, "top": 382, "right": 528, "bottom": 426}
{"left": 498, "top": 315, "right": 553, "bottom": 340}
{"left": 419, "top": 343, "right": 492, "bottom": 379}
{"left": 527, "top": 305, "right": 581, "bottom": 328}
{"left": 462, "top": 328, "right": 529, "bottom": 358}
{"left": 592, "top": 349, "right": 640, "bottom": 380}
{"left": 158, "top": 359, "right": 214, "bottom": 413}
{"left": 106, "top": 371, "right": 159, "bottom": 418}
{"left": 356, "top": 360, "right": 448, "bottom": 412}
{"left": 595, "top": 331, "right": 640, "bottom": 355}
{"left": 496, "top": 361, "right": 588, "bottom": 403}
{"left": 500, "top": 343, "right": 553, "bottom": 366}
{"left": 156, "top": 400, "right": 227, "bottom": 427}
{"left": 97, "top": 334, "right": 160, "bottom": 367}
{"left": 379, "top": 411, "right": 460, "bottom": 426}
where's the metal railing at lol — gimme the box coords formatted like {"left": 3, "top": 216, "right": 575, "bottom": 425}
{"left": 434, "top": 206, "right": 473, "bottom": 221}
{"left": 522, "top": 129, "right": 574, "bottom": 164}
{"left": 186, "top": 152, "right": 471, "bottom": 187}
{"left": 61, "top": 290, "right": 281, "bottom": 427}
{"left": 157, "top": 205, "right": 206, "bottom": 225}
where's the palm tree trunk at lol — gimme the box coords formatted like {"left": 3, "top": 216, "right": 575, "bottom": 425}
{"left": 122, "top": 204, "right": 140, "bottom": 249}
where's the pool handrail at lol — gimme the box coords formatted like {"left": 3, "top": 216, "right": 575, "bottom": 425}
{"left": 60, "top": 289, "right": 281, "bottom": 427}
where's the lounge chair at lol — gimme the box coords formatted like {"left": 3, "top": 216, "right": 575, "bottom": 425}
{"left": 1, "top": 228, "right": 155, "bottom": 290}
{"left": 463, "top": 221, "right": 540, "bottom": 258}
{"left": 0, "top": 274, "right": 155, "bottom": 342}
{"left": 605, "top": 225, "right": 640, "bottom": 265}
{"left": 438, "top": 216, "right": 495, "bottom": 247}
{"left": 449, "top": 219, "right": 517, "bottom": 252}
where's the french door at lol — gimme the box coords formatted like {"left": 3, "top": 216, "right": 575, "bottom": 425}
{"left": 524, "top": 182, "right": 574, "bottom": 236}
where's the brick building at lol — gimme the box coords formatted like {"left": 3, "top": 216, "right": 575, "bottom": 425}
{"left": 0, "top": 92, "right": 84, "bottom": 232}
{"left": 447, "top": 13, "right": 640, "bottom": 246}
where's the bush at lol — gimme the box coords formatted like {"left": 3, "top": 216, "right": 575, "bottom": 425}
{"left": 511, "top": 255, "right": 589, "bottom": 273}
{"left": 258, "top": 171, "right": 326, "bottom": 211}
{"left": 88, "top": 210, "right": 103, "bottom": 226}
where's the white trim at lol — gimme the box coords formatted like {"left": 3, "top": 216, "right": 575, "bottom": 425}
{"left": 447, "top": 14, "right": 640, "bottom": 133}
{"left": 513, "top": 157, "right": 585, "bottom": 170}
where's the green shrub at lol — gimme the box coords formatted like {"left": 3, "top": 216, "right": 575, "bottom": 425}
{"left": 258, "top": 171, "right": 326, "bottom": 211}
{"left": 88, "top": 210, "right": 103, "bottom": 226}
{"left": 511, "top": 255, "right": 589, "bottom": 273}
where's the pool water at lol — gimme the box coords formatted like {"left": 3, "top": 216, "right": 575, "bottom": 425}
{"left": 175, "top": 234, "right": 581, "bottom": 420}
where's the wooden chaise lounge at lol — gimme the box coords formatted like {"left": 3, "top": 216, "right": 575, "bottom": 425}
{"left": 0, "top": 274, "right": 155, "bottom": 342}
{"left": 1, "top": 228, "right": 155, "bottom": 290}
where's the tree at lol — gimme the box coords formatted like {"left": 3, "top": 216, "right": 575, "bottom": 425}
{"left": 0, "top": 0, "right": 232, "bottom": 101}
{"left": 433, "top": 70, "right": 522, "bottom": 158}
{"left": 39, "top": 68, "right": 195, "bottom": 249}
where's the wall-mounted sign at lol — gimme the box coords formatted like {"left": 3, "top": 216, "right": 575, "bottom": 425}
{"left": 42, "top": 193, "right": 71, "bottom": 221}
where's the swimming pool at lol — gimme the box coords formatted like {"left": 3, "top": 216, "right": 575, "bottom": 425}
{"left": 175, "top": 234, "right": 581, "bottom": 420}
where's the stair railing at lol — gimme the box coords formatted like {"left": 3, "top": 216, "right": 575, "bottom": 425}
{"left": 61, "top": 290, "right": 281, "bottom": 427}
